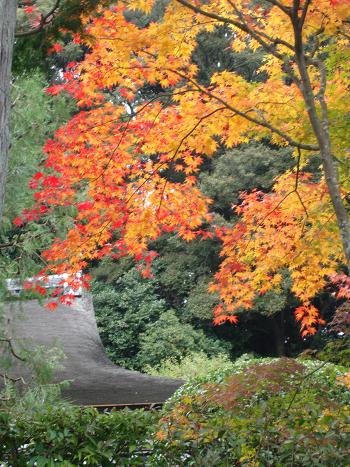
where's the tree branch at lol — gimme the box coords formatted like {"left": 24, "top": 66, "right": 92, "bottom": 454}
{"left": 126, "top": 106, "right": 227, "bottom": 206}
{"left": 0, "top": 338, "right": 26, "bottom": 362}
{"left": 300, "top": 0, "right": 311, "bottom": 28}
{"left": 227, "top": 0, "right": 295, "bottom": 53}
{"left": 264, "top": 0, "right": 292, "bottom": 15}
{"left": 175, "top": 0, "right": 293, "bottom": 61}
{"left": 0, "top": 373, "right": 26, "bottom": 384}
{"left": 15, "top": 0, "right": 61, "bottom": 37}
{"left": 171, "top": 69, "right": 318, "bottom": 151}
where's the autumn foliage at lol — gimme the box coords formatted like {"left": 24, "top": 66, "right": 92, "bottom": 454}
{"left": 19, "top": 0, "right": 350, "bottom": 334}
{"left": 210, "top": 173, "right": 345, "bottom": 335}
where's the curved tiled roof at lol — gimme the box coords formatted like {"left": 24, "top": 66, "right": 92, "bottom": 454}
{"left": 0, "top": 294, "right": 182, "bottom": 405}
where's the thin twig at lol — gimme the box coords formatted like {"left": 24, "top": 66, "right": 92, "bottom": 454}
{"left": 0, "top": 373, "right": 26, "bottom": 385}
{"left": 283, "top": 361, "right": 328, "bottom": 415}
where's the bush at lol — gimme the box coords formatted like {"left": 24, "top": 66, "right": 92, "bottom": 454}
{"left": 313, "top": 304, "right": 350, "bottom": 368}
{"left": 145, "top": 351, "right": 234, "bottom": 380}
{"left": 138, "top": 311, "right": 226, "bottom": 368}
{"left": 92, "top": 270, "right": 168, "bottom": 370}
{"left": 317, "top": 337, "right": 350, "bottom": 367}
{"left": 151, "top": 357, "right": 350, "bottom": 466}
{"left": 0, "top": 404, "right": 159, "bottom": 466}
{"left": 92, "top": 271, "right": 225, "bottom": 370}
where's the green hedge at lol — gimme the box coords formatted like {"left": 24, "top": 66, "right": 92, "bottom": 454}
{"left": 0, "top": 406, "right": 158, "bottom": 466}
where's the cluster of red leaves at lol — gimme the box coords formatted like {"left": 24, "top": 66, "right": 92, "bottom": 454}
{"left": 22, "top": 277, "right": 78, "bottom": 310}
{"left": 19, "top": 1, "right": 41, "bottom": 29}
{"left": 329, "top": 273, "right": 350, "bottom": 299}
{"left": 327, "top": 302, "right": 350, "bottom": 336}
{"left": 19, "top": 102, "right": 211, "bottom": 299}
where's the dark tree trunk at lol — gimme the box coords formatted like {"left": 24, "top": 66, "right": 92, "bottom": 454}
{"left": 0, "top": 0, "right": 17, "bottom": 220}
{"left": 272, "top": 312, "right": 286, "bottom": 357}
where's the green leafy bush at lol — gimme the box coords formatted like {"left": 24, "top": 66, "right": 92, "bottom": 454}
{"left": 315, "top": 304, "right": 350, "bottom": 368}
{"left": 151, "top": 357, "right": 350, "bottom": 466}
{"left": 92, "top": 269, "right": 169, "bottom": 369}
{"left": 145, "top": 351, "right": 234, "bottom": 380}
{"left": 316, "top": 337, "right": 350, "bottom": 368}
{"left": 138, "top": 311, "right": 226, "bottom": 368}
{"left": 0, "top": 405, "right": 159, "bottom": 466}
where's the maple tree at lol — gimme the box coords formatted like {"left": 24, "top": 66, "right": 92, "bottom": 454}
{"left": 20, "top": 0, "right": 350, "bottom": 333}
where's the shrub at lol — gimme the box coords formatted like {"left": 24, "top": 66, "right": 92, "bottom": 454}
{"left": 0, "top": 404, "right": 159, "bottom": 466}
{"left": 316, "top": 337, "right": 350, "bottom": 368}
{"left": 92, "top": 271, "right": 168, "bottom": 370}
{"left": 92, "top": 272, "right": 224, "bottom": 370}
{"left": 138, "top": 311, "right": 226, "bottom": 369}
{"left": 313, "top": 303, "right": 350, "bottom": 368}
{"left": 144, "top": 351, "right": 234, "bottom": 380}
{"left": 151, "top": 357, "right": 350, "bottom": 466}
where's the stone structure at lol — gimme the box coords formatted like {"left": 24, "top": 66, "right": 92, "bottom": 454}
{"left": 0, "top": 292, "right": 182, "bottom": 406}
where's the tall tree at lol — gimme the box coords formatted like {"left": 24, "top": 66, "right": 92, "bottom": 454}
{"left": 0, "top": 0, "right": 17, "bottom": 220}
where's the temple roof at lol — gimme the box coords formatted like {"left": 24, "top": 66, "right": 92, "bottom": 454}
{"left": 0, "top": 294, "right": 182, "bottom": 406}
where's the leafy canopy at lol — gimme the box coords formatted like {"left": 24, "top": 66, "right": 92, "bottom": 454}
{"left": 21, "top": 0, "right": 350, "bottom": 334}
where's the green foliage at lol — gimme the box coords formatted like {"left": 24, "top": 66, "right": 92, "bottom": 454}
{"left": 200, "top": 143, "right": 293, "bottom": 219}
{"left": 13, "top": 1, "right": 114, "bottom": 76}
{"left": 305, "top": 304, "right": 350, "bottom": 367}
{"left": 145, "top": 351, "right": 234, "bottom": 380}
{"left": 316, "top": 338, "right": 350, "bottom": 368}
{"left": 253, "top": 272, "right": 294, "bottom": 317}
{"left": 0, "top": 342, "right": 69, "bottom": 427}
{"left": 0, "top": 71, "right": 74, "bottom": 282}
{"left": 4, "top": 71, "right": 72, "bottom": 222}
{"left": 92, "top": 266, "right": 226, "bottom": 370}
{"left": 152, "top": 357, "right": 350, "bottom": 466}
{"left": 192, "top": 26, "right": 265, "bottom": 86}
{"left": 1, "top": 356, "right": 348, "bottom": 466}
{"left": 92, "top": 268, "right": 168, "bottom": 370}
{"left": 0, "top": 404, "right": 159, "bottom": 466}
{"left": 138, "top": 311, "right": 225, "bottom": 368}
{"left": 152, "top": 234, "right": 221, "bottom": 312}
{"left": 182, "top": 276, "right": 219, "bottom": 321}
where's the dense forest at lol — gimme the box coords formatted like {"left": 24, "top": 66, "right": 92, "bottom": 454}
{"left": 0, "top": 1, "right": 349, "bottom": 465}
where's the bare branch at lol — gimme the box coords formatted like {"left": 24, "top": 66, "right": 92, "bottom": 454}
{"left": 0, "top": 338, "right": 26, "bottom": 362}
{"left": 300, "top": 0, "right": 312, "bottom": 28}
{"left": 0, "top": 373, "right": 26, "bottom": 384}
{"left": 263, "top": 0, "right": 292, "bottom": 15}
{"left": 0, "top": 242, "right": 15, "bottom": 249}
